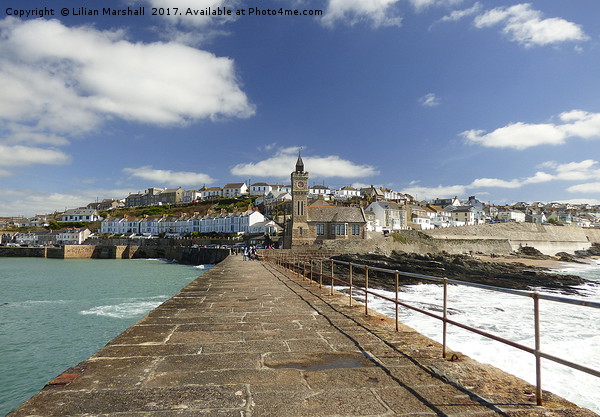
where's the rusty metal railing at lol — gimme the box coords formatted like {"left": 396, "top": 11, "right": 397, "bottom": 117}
{"left": 263, "top": 252, "right": 600, "bottom": 407}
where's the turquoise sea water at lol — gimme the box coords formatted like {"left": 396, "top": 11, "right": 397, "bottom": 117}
{"left": 0, "top": 257, "right": 207, "bottom": 416}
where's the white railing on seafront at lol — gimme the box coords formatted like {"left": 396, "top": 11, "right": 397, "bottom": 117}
{"left": 263, "top": 252, "right": 600, "bottom": 407}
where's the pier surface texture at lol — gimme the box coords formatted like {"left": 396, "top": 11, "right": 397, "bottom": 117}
{"left": 9, "top": 255, "right": 597, "bottom": 417}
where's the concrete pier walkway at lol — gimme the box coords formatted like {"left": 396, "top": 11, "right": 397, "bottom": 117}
{"left": 9, "top": 255, "right": 596, "bottom": 416}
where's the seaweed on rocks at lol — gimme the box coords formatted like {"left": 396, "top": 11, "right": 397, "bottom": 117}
{"left": 331, "top": 251, "right": 594, "bottom": 295}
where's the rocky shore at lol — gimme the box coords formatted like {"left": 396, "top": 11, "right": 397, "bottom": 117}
{"left": 332, "top": 249, "right": 597, "bottom": 295}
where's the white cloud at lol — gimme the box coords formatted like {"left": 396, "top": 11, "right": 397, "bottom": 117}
{"left": 462, "top": 123, "right": 566, "bottom": 149}
{"left": 470, "top": 178, "right": 522, "bottom": 189}
{"left": 462, "top": 110, "right": 600, "bottom": 150}
{"left": 419, "top": 93, "right": 441, "bottom": 107}
{"left": 473, "top": 3, "right": 587, "bottom": 47}
{"left": 410, "top": 0, "right": 464, "bottom": 12}
{"left": 123, "top": 166, "right": 215, "bottom": 186}
{"left": 0, "top": 17, "right": 254, "bottom": 169}
{"left": 438, "top": 2, "right": 481, "bottom": 23}
{"left": 322, "top": 0, "right": 402, "bottom": 28}
{"left": 231, "top": 147, "right": 379, "bottom": 178}
{"left": 402, "top": 159, "right": 600, "bottom": 199}
{"left": 567, "top": 183, "right": 600, "bottom": 194}
{"left": 0, "top": 145, "right": 70, "bottom": 169}
{"left": 0, "top": 188, "right": 133, "bottom": 217}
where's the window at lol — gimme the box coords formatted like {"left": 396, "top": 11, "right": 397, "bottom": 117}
{"left": 351, "top": 224, "right": 360, "bottom": 236}
{"left": 331, "top": 224, "right": 346, "bottom": 235}
{"left": 316, "top": 224, "right": 324, "bottom": 235}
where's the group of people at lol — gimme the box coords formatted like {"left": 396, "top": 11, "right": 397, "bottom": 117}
{"left": 231, "top": 245, "right": 258, "bottom": 260}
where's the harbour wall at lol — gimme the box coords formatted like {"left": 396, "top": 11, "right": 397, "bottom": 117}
{"left": 0, "top": 245, "right": 229, "bottom": 265}
{"left": 288, "top": 224, "right": 600, "bottom": 257}
{"left": 424, "top": 223, "right": 600, "bottom": 255}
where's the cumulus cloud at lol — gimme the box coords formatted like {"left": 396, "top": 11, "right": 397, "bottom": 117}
{"left": 230, "top": 147, "right": 379, "bottom": 178}
{"left": 0, "top": 188, "right": 133, "bottom": 217}
{"left": 402, "top": 160, "right": 600, "bottom": 199}
{"left": 462, "top": 110, "right": 600, "bottom": 150}
{"left": 322, "top": 0, "right": 402, "bottom": 28}
{"left": 0, "top": 145, "right": 70, "bottom": 169}
{"left": 567, "top": 183, "right": 600, "bottom": 194}
{"left": 419, "top": 93, "right": 441, "bottom": 107}
{"left": 0, "top": 17, "right": 254, "bottom": 170}
{"left": 123, "top": 166, "right": 215, "bottom": 186}
{"left": 473, "top": 3, "right": 588, "bottom": 47}
{"left": 438, "top": 2, "right": 482, "bottom": 23}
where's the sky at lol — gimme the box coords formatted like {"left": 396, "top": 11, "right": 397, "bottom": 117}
{"left": 2, "top": 0, "right": 600, "bottom": 216}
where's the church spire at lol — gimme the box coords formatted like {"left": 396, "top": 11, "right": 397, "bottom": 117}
{"left": 295, "top": 149, "right": 304, "bottom": 173}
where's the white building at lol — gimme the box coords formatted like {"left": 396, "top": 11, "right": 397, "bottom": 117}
{"left": 58, "top": 228, "right": 91, "bottom": 244}
{"left": 200, "top": 187, "right": 223, "bottom": 200}
{"left": 182, "top": 190, "right": 202, "bottom": 203}
{"left": 497, "top": 210, "right": 526, "bottom": 222}
{"left": 250, "top": 182, "right": 274, "bottom": 196}
{"left": 365, "top": 201, "right": 407, "bottom": 231}
{"left": 334, "top": 186, "right": 361, "bottom": 200}
{"left": 309, "top": 185, "right": 332, "bottom": 200}
{"left": 222, "top": 183, "right": 249, "bottom": 198}
{"left": 60, "top": 208, "right": 102, "bottom": 222}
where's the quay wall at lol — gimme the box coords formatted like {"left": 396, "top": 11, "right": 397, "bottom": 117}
{"left": 0, "top": 247, "right": 46, "bottom": 257}
{"left": 424, "top": 223, "right": 596, "bottom": 255}
{"left": 0, "top": 245, "right": 229, "bottom": 265}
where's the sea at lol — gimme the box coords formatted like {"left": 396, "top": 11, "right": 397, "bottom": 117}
{"left": 0, "top": 257, "right": 209, "bottom": 416}
{"left": 355, "top": 260, "right": 600, "bottom": 413}
{"left": 2, "top": 257, "right": 599, "bottom": 415}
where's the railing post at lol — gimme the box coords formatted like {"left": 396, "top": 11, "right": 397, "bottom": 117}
{"left": 303, "top": 257, "right": 306, "bottom": 280}
{"left": 534, "top": 292, "right": 543, "bottom": 406}
{"left": 364, "top": 266, "right": 369, "bottom": 316}
{"left": 349, "top": 263, "right": 353, "bottom": 307}
{"left": 443, "top": 278, "right": 448, "bottom": 359}
{"left": 330, "top": 259, "right": 334, "bottom": 295}
{"left": 319, "top": 260, "right": 323, "bottom": 289}
{"left": 395, "top": 270, "right": 399, "bottom": 332}
{"left": 310, "top": 258, "right": 313, "bottom": 284}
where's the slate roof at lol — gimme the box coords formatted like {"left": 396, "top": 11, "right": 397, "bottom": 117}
{"left": 223, "top": 183, "right": 245, "bottom": 188}
{"left": 368, "top": 201, "right": 403, "bottom": 211}
{"left": 308, "top": 206, "right": 366, "bottom": 223}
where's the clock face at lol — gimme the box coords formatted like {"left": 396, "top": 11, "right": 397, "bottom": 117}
{"left": 296, "top": 181, "right": 305, "bottom": 189}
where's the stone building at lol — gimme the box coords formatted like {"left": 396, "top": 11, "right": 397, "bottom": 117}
{"left": 283, "top": 155, "right": 367, "bottom": 248}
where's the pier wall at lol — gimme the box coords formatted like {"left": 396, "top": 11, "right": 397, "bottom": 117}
{"left": 424, "top": 223, "right": 595, "bottom": 255}
{"left": 0, "top": 247, "right": 46, "bottom": 257}
{"left": 0, "top": 245, "right": 229, "bottom": 265}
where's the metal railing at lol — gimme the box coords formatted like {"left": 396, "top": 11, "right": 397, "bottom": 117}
{"left": 263, "top": 252, "right": 600, "bottom": 406}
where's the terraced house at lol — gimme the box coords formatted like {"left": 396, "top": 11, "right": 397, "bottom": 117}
{"left": 100, "top": 209, "right": 278, "bottom": 237}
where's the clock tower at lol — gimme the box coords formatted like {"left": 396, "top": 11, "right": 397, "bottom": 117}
{"left": 291, "top": 154, "right": 308, "bottom": 223}
{"left": 287, "top": 153, "right": 314, "bottom": 246}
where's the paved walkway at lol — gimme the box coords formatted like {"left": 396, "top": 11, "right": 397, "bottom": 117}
{"left": 9, "top": 255, "right": 596, "bottom": 416}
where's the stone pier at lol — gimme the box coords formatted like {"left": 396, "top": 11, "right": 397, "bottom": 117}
{"left": 8, "top": 255, "right": 597, "bottom": 416}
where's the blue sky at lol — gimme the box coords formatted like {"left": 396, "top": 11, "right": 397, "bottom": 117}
{"left": 2, "top": 0, "right": 600, "bottom": 216}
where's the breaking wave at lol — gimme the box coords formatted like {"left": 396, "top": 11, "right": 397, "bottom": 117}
{"left": 80, "top": 296, "right": 167, "bottom": 319}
